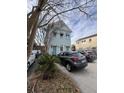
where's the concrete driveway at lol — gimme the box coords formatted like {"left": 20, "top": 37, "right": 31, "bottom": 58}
{"left": 57, "top": 61, "right": 97, "bottom": 93}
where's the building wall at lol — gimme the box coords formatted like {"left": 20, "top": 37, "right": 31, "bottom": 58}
{"left": 76, "top": 35, "right": 97, "bottom": 50}
{"left": 34, "top": 20, "right": 72, "bottom": 55}
{"left": 48, "top": 29, "right": 71, "bottom": 55}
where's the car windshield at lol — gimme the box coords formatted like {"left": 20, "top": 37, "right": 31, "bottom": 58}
{"left": 71, "top": 52, "right": 83, "bottom": 57}
{"left": 88, "top": 52, "right": 94, "bottom": 55}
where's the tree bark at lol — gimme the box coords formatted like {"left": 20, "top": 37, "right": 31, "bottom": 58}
{"left": 43, "top": 25, "right": 54, "bottom": 54}
{"left": 27, "top": 10, "right": 40, "bottom": 59}
{"left": 44, "top": 31, "right": 49, "bottom": 54}
{"left": 27, "top": 0, "right": 48, "bottom": 59}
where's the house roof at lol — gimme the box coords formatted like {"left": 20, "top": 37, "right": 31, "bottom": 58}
{"left": 76, "top": 34, "right": 97, "bottom": 42}
{"left": 51, "top": 20, "right": 72, "bottom": 33}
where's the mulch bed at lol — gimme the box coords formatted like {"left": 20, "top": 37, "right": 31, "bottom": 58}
{"left": 28, "top": 70, "right": 80, "bottom": 93}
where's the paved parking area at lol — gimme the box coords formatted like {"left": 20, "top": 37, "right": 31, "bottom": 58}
{"left": 28, "top": 60, "right": 97, "bottom": 93}
{"left": 57, "top": 61, "right": 97, "bottom": 93}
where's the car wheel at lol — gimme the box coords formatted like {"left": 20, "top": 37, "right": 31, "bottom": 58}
{"left": 66, "top": 64, "right": 72, "bottom": 72}
{"left": 27, "top": 62, "right": 30, "bottom": 69}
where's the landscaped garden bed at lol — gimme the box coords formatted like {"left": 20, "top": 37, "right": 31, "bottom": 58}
{"left": 27, "top": 54, "right": 80, "bottom": 93}
{"left": 28, "top": 69, "right": 80, "bottom": 93}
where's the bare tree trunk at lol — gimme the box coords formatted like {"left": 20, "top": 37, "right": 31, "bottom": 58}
{"left": 44, "top": 44, "right": 48, "bottom": 54}
{"left": 27, "top": 0, "right": 48, "bottom": 59}
{"left": 27, "top": 9, "right": 38, "bottom": 39}
{"left": 43, "top": 27, "right": 53, "bottom": 54}
{"left": 27, "top": 11, "right": 40, "bottom": 59}
{"left": 27, "top": 0, "right": 47, "bottom": 38}
{"left": 44, "top": 32, "right": 49, "bottom": 54}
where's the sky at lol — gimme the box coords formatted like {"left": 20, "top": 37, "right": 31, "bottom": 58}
{"left": 63, "top": 5, "right": 97, "bottom": 44}
{"left": 27, "top": 0, "right": 97, "bottom": 45}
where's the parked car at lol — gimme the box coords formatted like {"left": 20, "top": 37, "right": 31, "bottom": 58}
{"left": 27, "top": 50, "right": 37, "bottom": 70}
{"left": 57, "top": 51, "right": 88, "bottom": 72}
{"left": 80, "top": 50, "right": 96, "bottom": 62}
{"left": 35, "top": 50, "right": 42, "bottom": 59}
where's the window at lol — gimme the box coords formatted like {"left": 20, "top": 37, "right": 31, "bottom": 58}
{"left": 60, "top": 46, "right": 63, "bottom": 51}
{"left": 52, "top": 46, "right": 57, "bottom": 55}
{"left": 66, "top": 34, "right": 70, "bottom": 37}
{"left": 60, "top": 33, "right": 64, "bottom": 37}
{"left": 92, "top": 47, "right": 96, "bottom": 49}
{"left": 82, "top": 40, "right": 86, "bottom": 43}
{"left": 53, "top": 32, "right": 57, "bottom": 37}
{"left": 66, "top": 46, "right": 70, "bottom": 51}
{"left": 89, "top": 39, "right": 92, "bottom": 42}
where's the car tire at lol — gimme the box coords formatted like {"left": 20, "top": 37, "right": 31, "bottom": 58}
{"left": 66, "top": 64, "right": 72, "bottom": 72}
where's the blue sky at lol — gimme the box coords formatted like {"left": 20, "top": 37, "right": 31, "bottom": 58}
{"left": 28, "top": 0, "right": 97, "bottom": 44}
{"left": 63, "top": 6, "right": 97, "bottom": 44}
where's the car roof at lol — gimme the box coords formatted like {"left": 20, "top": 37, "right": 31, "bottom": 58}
{"left": 61, "top": 51, "right": 79, "bottom": 54}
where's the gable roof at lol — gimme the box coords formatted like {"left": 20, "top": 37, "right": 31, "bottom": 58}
{"left": 51, "top": 20, "right": 72, "bottom": 33}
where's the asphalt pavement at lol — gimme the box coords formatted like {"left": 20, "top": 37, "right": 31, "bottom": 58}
{"left": 57, "top": 61, "right": 97, "bottom": 93}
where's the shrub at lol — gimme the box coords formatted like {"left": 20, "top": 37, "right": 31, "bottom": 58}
{"left": 38, "top": 54, "right": 60, "bottom": 80}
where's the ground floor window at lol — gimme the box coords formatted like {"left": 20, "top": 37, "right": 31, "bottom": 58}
{"left": 60, "top": 46, "right": 63, "bottom": 51}
{"left": 66, "top": 46, "right": 70, "bottom": 51}
{"left": 92, "top": 47, "right": 96, "bottom": 49}
{"left": 52, "top": 46, "right": 57, "bottom": 55}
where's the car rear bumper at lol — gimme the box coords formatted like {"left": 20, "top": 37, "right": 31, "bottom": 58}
{"left": 73, "top": 62, "right": 88, "bottom": 69}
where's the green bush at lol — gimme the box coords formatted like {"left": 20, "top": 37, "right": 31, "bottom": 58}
{"left": 38, "top": 54, "right": 60, "bottom": 80}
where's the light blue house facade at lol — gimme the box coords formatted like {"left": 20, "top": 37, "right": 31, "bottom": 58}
{"left": 48, "top": 20, "right": 72, "bottom": 55}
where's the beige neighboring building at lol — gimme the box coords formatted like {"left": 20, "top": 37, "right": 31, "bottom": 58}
{"left": 75, "top": 34, "right": 97, "bottom": 50}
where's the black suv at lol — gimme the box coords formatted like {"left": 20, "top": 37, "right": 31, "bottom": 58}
{"left": 58, "top": 51, "right": 88, "bottom": 71}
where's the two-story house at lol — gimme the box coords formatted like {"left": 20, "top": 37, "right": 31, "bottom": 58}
{"left": 48, "top": 20, "right": 72, "bottom": 55}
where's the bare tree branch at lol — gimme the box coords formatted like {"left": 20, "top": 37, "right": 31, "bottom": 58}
{"left": 78, "top": 7, "right": 90, "bottom": 17}
{"left": 27, "top": 6, "right": 38, "bottom": 18}
{"left": 38, "top": 0, "right": 94, "bottom": 28}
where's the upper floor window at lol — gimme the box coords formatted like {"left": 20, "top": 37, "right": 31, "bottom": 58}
{"left": 66, "top": 34, "right": 70, "bottom": 37}
{"left": 60, "top": 33, "right": 64, "bottom": 37}
{"left": 89, "top": 39, "right": 92, "bottom": 42}
{"left": 53, "top": 32, "right": 57, "bottom": 37}
{"left": 82, "top": 40, "right": 86, "bottom": 43}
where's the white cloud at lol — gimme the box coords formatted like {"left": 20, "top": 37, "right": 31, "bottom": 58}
{"left": 63, "top": 11, "right": 96, "bottom": 44}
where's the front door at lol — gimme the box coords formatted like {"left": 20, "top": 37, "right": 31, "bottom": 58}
{"left": 52, "top": 46, "right": 57, "bottom": 55}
